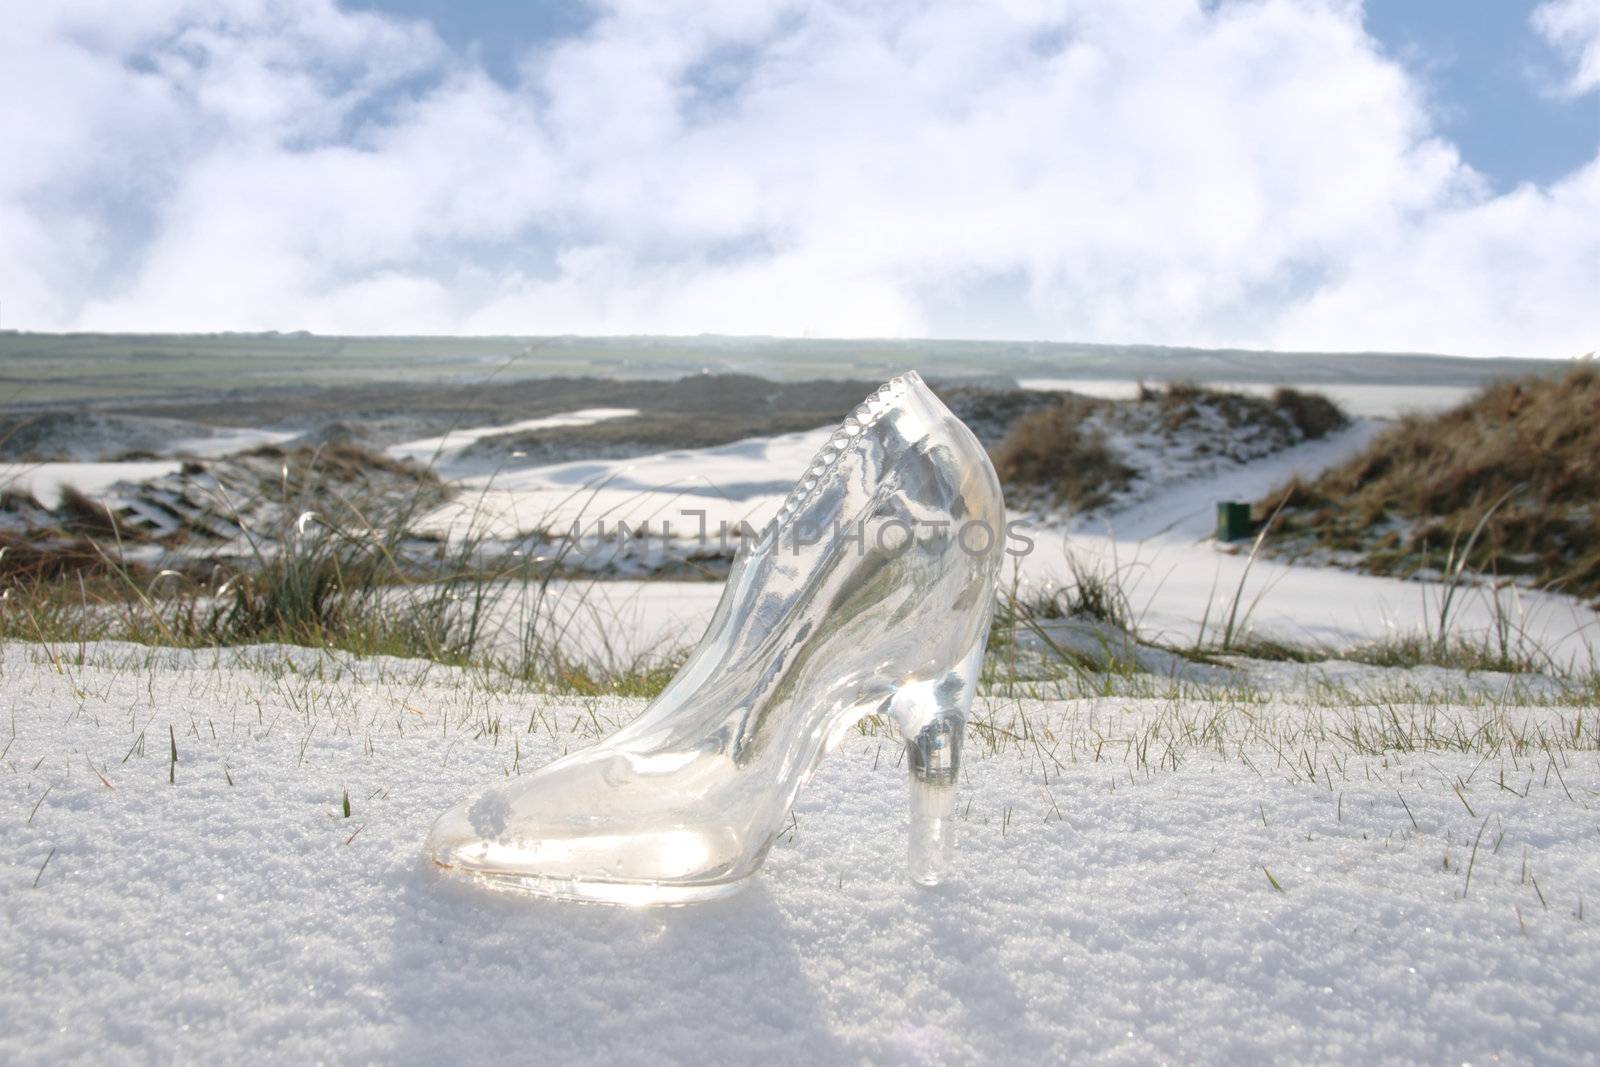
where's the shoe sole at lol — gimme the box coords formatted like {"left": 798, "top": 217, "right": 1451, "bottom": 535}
{"left": 432, "top": 858, "right": 753, "bottom": 906}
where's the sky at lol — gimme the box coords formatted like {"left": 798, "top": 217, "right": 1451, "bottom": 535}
{"left": 1, "top": 0, "right": 1596, "bottom": 357}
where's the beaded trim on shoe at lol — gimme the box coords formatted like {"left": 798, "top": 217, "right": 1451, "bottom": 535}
{"left": 756, "top": 372, "right": 917, "bottom": 546}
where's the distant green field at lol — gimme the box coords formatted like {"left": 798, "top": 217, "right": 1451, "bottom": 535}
{"left": 0, "top": 330, "right": 1572, "bottom": 406}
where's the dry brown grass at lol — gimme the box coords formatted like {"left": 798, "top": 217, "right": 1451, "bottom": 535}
{"left": 1260, "top": 363, "right": 1600, "bottom": 601}
{"left": 0, "top": 533, "right": 114, "bottom": 582}
{"left": 56, "top": 484, "right": 145, "bottom": 542}
{"left": 989, "top": 395, "right": 1134, "bottom": 513}
{"left": 1270, "top": 386, "right": 1348, "bottom": 439}
{"left": 1, "top": 486, "right": 46, "bottom": 514}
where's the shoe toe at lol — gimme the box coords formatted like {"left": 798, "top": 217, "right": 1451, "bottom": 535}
{"left": 426, "top": 755, "right": 748, "bottom": 889}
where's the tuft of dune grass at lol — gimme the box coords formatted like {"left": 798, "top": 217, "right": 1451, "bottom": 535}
{"left": 0, "top": 486, "right": 47, "bottom": 513}
{"left": 56, "top": 483, "right": 146, "bottom": 542}
{"left": 0, "top": 532, "right": 112, "bottom": 583}
{"left": 1268, "top": 386, "right": 1348, "bottom": 439}
{"left": 989, "top": 394, "right": 1134, "bottom": 513}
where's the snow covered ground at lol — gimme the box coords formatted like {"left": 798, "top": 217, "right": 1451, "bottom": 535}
{"left": 3, "top": 642, "right": 1596, "bottom": 1063}
{"left": 0, "top": 427, "right": 300, "bottom": 508}
{"left": 4, "top": 460, "right": 185, "bottom": 508}
{"left": 415, "top": 425, "right": 832, "bottom": 542}
{"left": 386, "top": 408, "right": 638, "bottom": 467}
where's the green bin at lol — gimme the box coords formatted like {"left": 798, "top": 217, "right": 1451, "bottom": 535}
{"left": 1216, "top": 501, "right": 1253, "bottom": 542}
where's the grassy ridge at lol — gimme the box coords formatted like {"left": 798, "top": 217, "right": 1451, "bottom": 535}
{"left": 1260, "top": 363, "right": 1600, "bottom": 603}
{"left": 992, "top": 382, "right": 1348, "bottom": 513}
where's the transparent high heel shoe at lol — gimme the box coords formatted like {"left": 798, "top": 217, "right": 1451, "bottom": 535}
{"left": 426, "top": 371, "right": 1006, "bottom": 903}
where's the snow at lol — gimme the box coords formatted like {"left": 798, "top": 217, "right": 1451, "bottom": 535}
{"left": 423, "top": 425, "right": 830, "bottom": 536}
{"left": 436, "top": 578, "right": 729, "bottom": 664}
{"left": 2, "top": 460, "right": 183, "bottom": 508}
{"left": 0, "top": 430, "right": 294, "bottom": 514}
{"left": 408, "top": 427, "right": 838, "bottom": 578}
{"left": 3, "top": 641, "right": 1597, "bottom": 1063}
{"left": 386, "top": 408, "right": 638, "bottom": 466}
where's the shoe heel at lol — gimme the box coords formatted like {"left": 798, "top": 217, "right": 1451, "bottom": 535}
{"left": 890, "top": 644, "right": 979, "bottom": 888}
{"left": 906, "top": 717, "right": 961, "bottom": 886}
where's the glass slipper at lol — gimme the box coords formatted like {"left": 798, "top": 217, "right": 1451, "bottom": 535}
{"left": 426, "top": 371, "right": 1006, "bottom": 904}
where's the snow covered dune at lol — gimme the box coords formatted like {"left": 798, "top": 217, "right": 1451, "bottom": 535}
{"left": 3, "top": 643, "right": 1596, "bottom": 1063}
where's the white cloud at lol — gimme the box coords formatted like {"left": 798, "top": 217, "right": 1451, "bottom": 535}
{"left": 1533, "top": 0, "right": 1600, "bottom": 96}
{"left": 0, "top": 0, "right": 1595, "bottom": 357}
